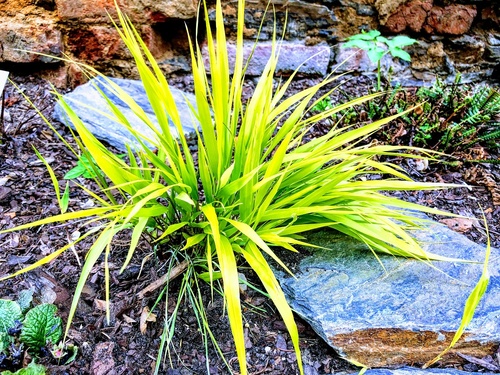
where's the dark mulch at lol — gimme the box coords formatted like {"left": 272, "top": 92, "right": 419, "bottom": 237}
{"left": 0, "top": 72, "right": 498, "bottom": 375}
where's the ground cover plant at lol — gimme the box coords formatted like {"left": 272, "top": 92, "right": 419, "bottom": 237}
{"left": 413, "top": 75, "right": 500, "bottom": 154}
{"left": 0, "top": 1, "right": 491, "bottom": 374}
{"left": 0, "top": 291, "right": 77, "bottom": 374}
{"left": 318, "top": 75, "right": 500, "bottom": 161}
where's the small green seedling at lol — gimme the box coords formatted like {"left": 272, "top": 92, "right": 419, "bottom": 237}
{"left": 343, "top": 30, "right": 417, "bottom": 91}
{"left": 64, "top": 154, "right": 103, "bottom": 179}
{"left": 0, "top": 293, "right": 77, "bottom": 374}
{"left": 64, "top": 153, "right": 126, "bottom": 180}
{"left": 311, "top": 96, "right": 334, "bottom": 113}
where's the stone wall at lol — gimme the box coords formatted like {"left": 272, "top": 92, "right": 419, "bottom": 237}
{"left": 0, "top": 0, "right": 498, "bottom": 87}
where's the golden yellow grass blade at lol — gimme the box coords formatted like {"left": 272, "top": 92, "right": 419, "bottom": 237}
{"left": 64, "top": 221, "right": 121, "bottom": 339}
{"left": 0, "top": 207, "right": 116, "bottom": 234}
{"left": 33, "top": 147, "right": 64, "bottom": 213}
{"left": 223, "top": 218, "right": 295, "bottom": 277}
{"left": 201, "top": 205, "right": 247, "bottom": 374}
{"left": 0, "top": 229, "right": 98, "bottom": 281}
{"left": 243, "top": 242, "right": 304, "bottom": 375}
{"left": 120, "top": 216, "right": 149, "bottom": 273}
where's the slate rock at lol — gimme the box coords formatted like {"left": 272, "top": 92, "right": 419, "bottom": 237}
{"left": 203, "top": 42, "right": 331, "bottom": 77}
{"left": 54, "top": 77, "right": 198, "bottom": 152}
{"left": 334, "top": 43, "right": 409, "bottom": 76}
{"left": 274, "top": 220, "right": 500, "bottom": 367}
{"left": 364, "top": 368, "right": 497, "bottom": 375}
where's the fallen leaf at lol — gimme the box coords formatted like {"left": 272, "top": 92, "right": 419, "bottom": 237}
{"left": 94, "top": 299, "right": 107, "bottom": 311}
{"left": 140, "top": 306, "right": 157, "bottom": 334}
{"left": 122, "top": 314, "right": 136, "bottom": 324}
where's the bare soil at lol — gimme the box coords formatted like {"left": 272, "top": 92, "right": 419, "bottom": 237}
{"left": 0, "top": 72, "right": 499, "bottom": 375}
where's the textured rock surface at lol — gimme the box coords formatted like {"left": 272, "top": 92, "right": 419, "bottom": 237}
{"left": 53, "top": 77, "right": 198, "bottom": 151}
{"left": 203, "top": 42, "right": 331, "bottom": 77}
{"left": 424, "top": 5, "right": 477, "bottom": 35}
{"left": 65, "top": 25, "right": 167, "bottom": 62}
{"left": 274, "top": 220, "right": 500, "bottom": 367}
{"left": 1, "top": 0, "right": 500, "bottom": 84}
{"left": 55, "top": 0, "right": 198, "bottom": 22}
{"left": 384, "top": 0, "right": 433, "bottom": 33}
{"left": 0, "top": 16, "right": 62, "bottom": 63}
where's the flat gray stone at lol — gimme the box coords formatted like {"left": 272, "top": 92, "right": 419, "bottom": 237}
{"left": 364, "top": 368, "right": 497, "bottom": 375}
{"left": 54, "top": 77, "right": 198, "bottom": 151}
{"left": 334, "top": 43, "right": 409, "bottom": 75}
{"left": 203, "top": 42, "right": 331, "bottom": 76}
{"left": 274, "top": 220, "right": 500, "bottom": 367}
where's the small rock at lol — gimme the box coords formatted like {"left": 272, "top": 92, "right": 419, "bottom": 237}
{"left": 275, "top": 334, "right": 287, "bottom": 351}
{"left": 439, "top": 217, "right": 475, "bottom": 233}
{"left": 384, "top": 0, "right": 432, "bottom": 33}
{"left": 91, "top": 342, "right": 116, "bottom": 375}
{"left": 303, "top": 364, "right": 320, "bottom": 375}
{"left": 0, "top": 16, "right": 62, "bottom": 63}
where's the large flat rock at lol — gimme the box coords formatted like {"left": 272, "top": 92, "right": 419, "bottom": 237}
{"left": 363, "top": 368, "right": 497, "bottom": 375}
{"left": 203, "top": 42, "right": 331, "bottom": 77}
{"left": 54, "top": 77, "right": 198, "bottom": 151}
{"left": 274, "top": 220, "right": 500, "bottom": 367}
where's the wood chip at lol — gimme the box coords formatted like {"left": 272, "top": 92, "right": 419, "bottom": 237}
{"left": 94, "top": 299, "right": 108, "bottom": 311}
{"left": 137, "top": 260, "right": 188, "bottom": 299}
{"left": 122, "top": 314, "right": 136, "bottom": 324}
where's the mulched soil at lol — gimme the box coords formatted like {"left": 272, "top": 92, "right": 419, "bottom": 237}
{"left": 0, "top": 71, "right": 499, "bottom": 375}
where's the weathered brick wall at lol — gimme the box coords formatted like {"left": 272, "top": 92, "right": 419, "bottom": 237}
{"left": 0, "top": 0, "right": 498, "bottom": 87}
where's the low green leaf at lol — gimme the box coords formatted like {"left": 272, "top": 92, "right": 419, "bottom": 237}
{"left": 20, "top": 304, "right": 62, "bottom": 351}
{"left": 60, "top": 182, "right": 70, "bottom": 214}
{"left": 343, "top": 39, "right": 372, "bottom": 50}
{"left": 375, "top": 35, "right": 389, "bottom": 44}
{"left": 0, "top": 299, "right": 22, "bottom": 336}
{"left": 348, "top": 29, "right": 380, "bottom": 41}
{"left": 63, "top": 344, "right": 78, "bottom": 364}
{"left": 367, "top": 48, "right": 386, "bottom": 63}
{"left": 17, "top": 289, "right": 34, "bottom": 313}
{"left": 390, "top": 35, "right": 417, "bottom": 47}
{"left": 1, "top": 360, "right": 46, "bottom": 375}
{"left": 63, "top": 164, "right": 86, "bottom": 180}
{"left": 0, "top": 332, "right": 10, "bottom": 353}
{"left": 390, "top": 47, "right": 411, "bottom": 62}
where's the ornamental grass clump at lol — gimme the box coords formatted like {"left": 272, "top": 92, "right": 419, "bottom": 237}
{"left": 0, "top": 0, "right": 489, "bottom": 374}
